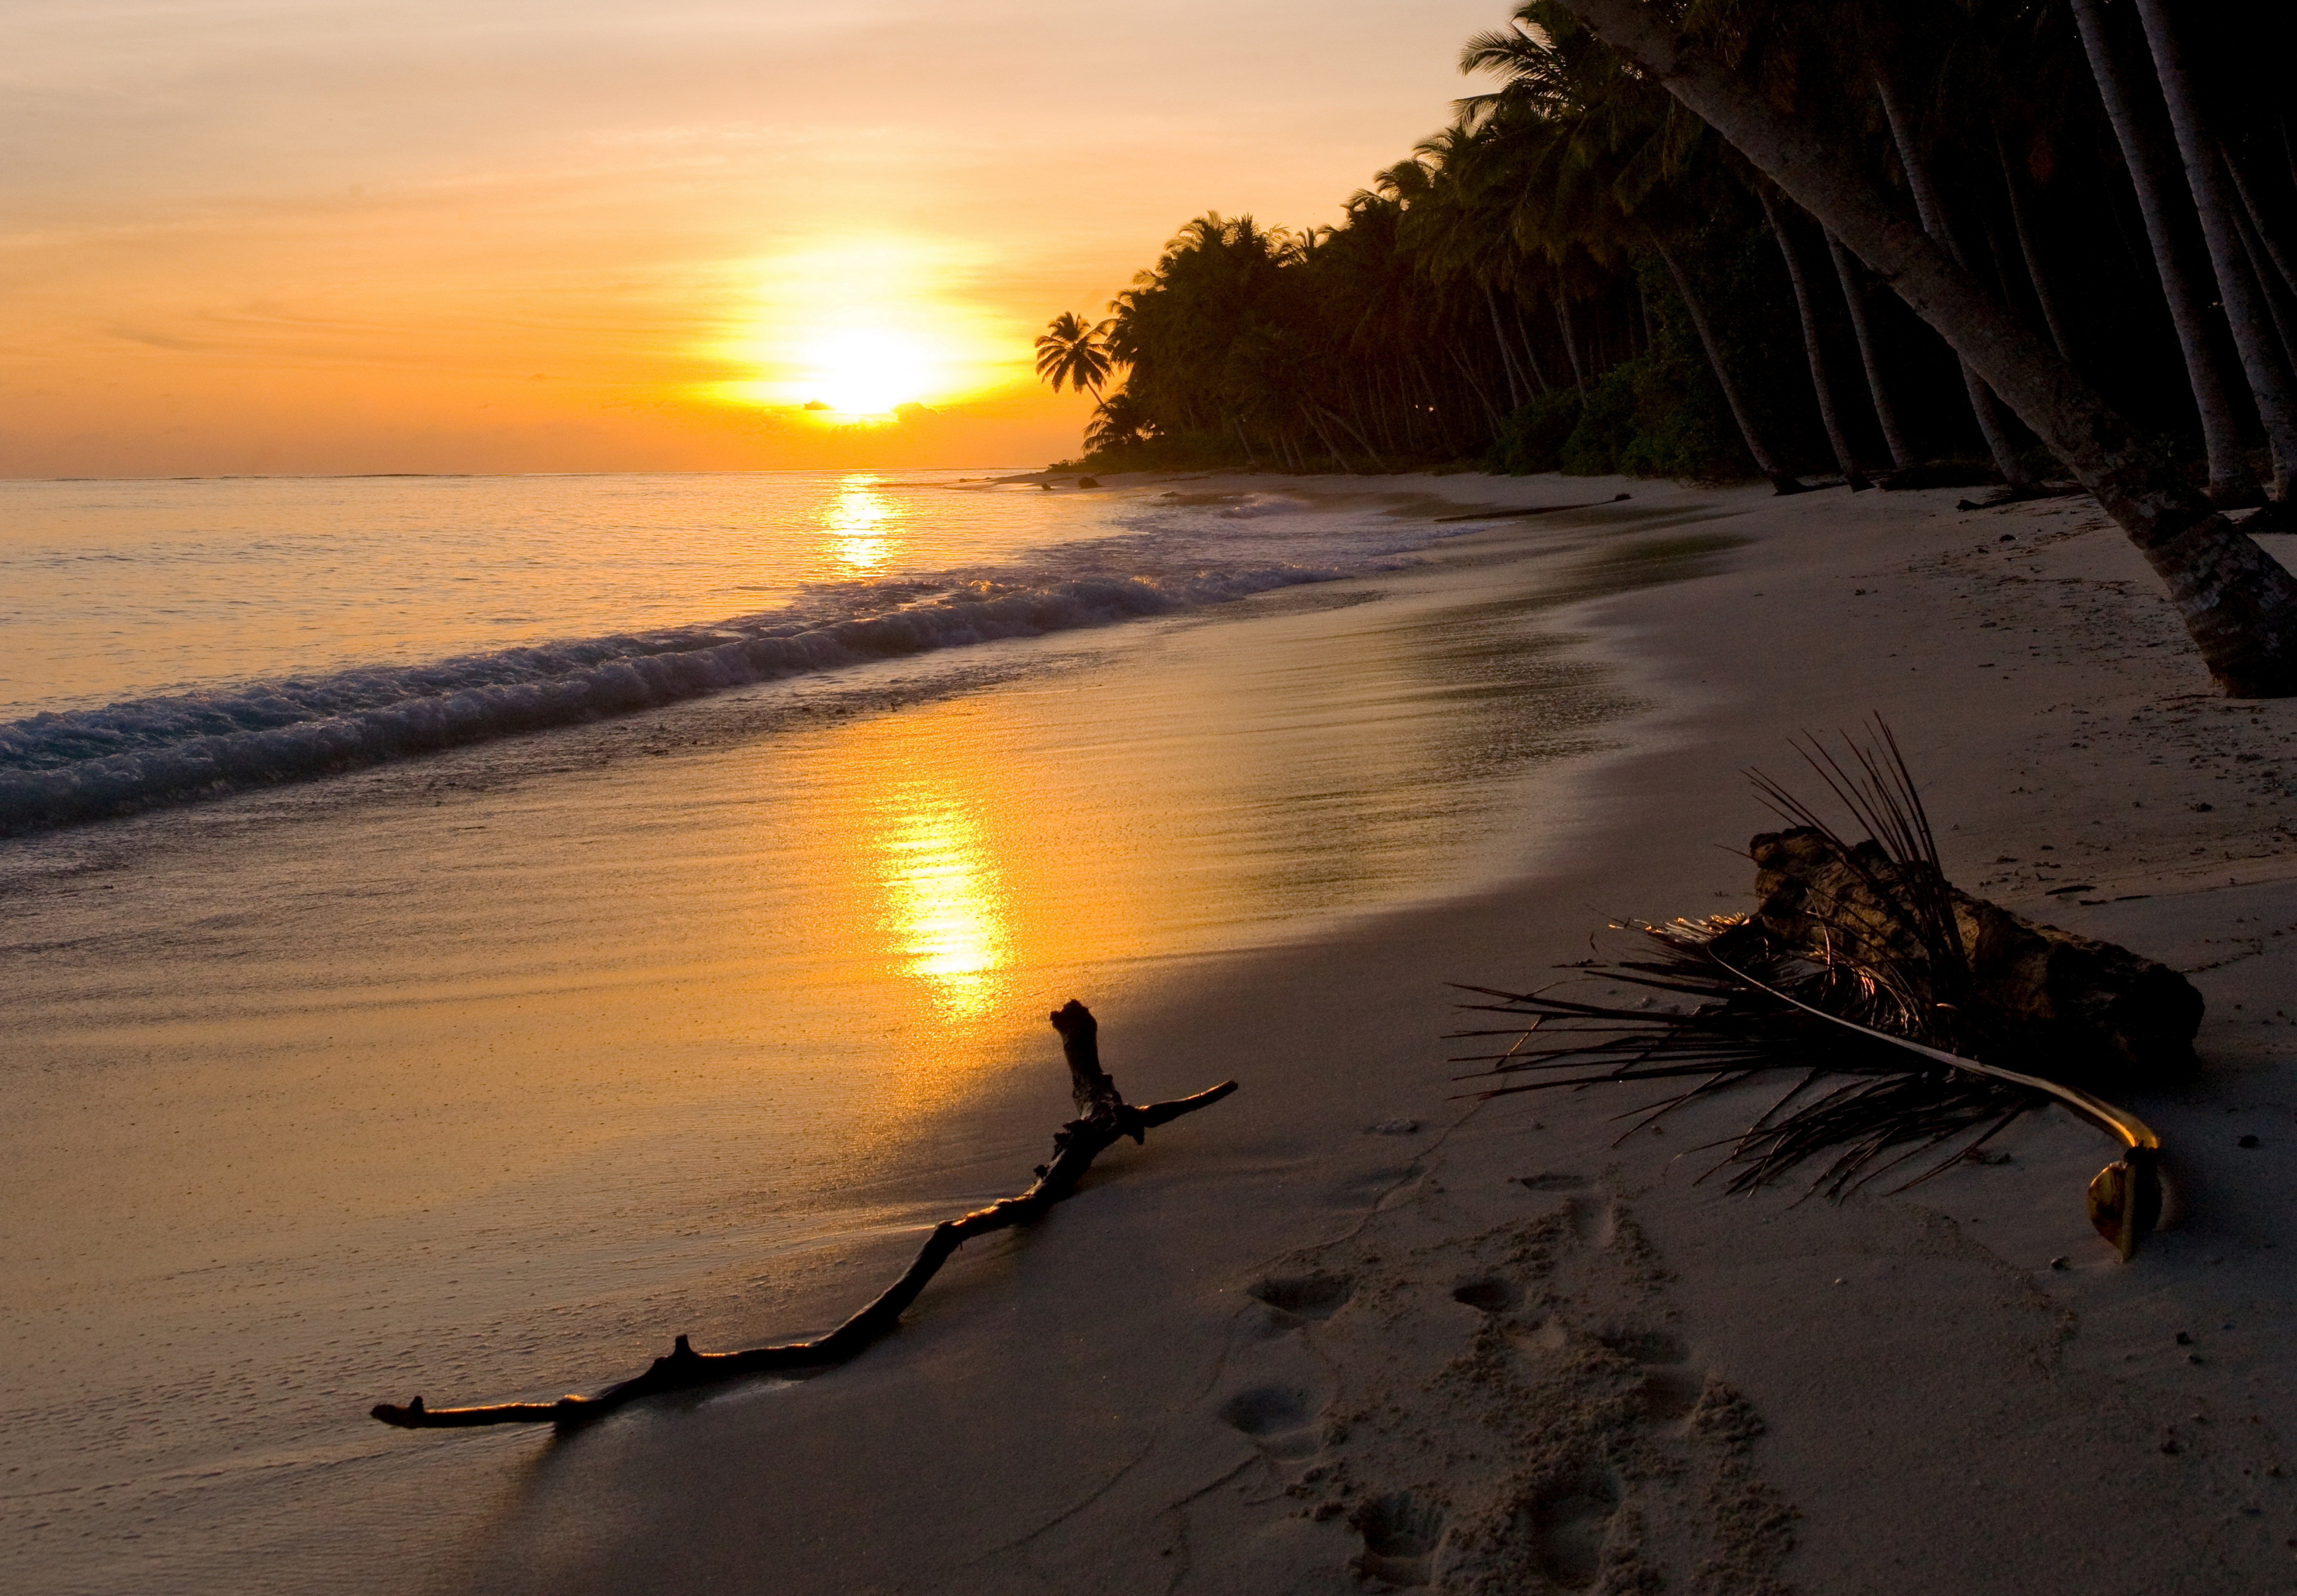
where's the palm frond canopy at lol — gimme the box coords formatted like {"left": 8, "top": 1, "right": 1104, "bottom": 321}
{"left": 1034, "top": 311, "right": 1115, "bottom": 395}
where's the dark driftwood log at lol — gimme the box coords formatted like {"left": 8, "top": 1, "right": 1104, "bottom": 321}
{"left": 370, "top": 1001, "right": 1237, "bottom": 1430}
{"left": 1752, "top": 827, "right": 2201, "bottom": 1087}
{"left": 1432, "top": 491, "right": 1630, "bottom": 524}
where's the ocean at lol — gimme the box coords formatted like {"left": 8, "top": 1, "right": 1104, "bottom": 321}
{"left": 0, "top": 469, "right": 1735, "bottom": 1593}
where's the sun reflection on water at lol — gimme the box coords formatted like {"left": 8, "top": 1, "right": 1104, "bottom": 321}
{"left": 875, "top": 789, "right": 1009, "bottom": 1020}
{"left": 827, "top": 474, "right": 893, "bottom": 573}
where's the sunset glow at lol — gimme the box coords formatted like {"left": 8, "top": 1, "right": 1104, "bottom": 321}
{"left": 1, "top": 0, "right": 1506, "bottom": 475}
{"left": 876, "top": 792, "right": 1009, "bottom": 1021}
{"left": 712, "top": 242, "right": 1015, "bottom": 420}
{"left": 827, "top": 475, "right": 895, "bottom": 571}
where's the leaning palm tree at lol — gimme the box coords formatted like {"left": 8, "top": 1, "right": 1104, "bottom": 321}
{"left": 2129, "top": 0, "right": 2297, "bottom": 512}
{"left": 1459, "top": 11, "right": 1812, "bottom": 492}
{"left": 2067, "top": 0, "right": 2257, "bottom": 507}
{"left": 1084, "top": 391, "right": 1151, "bottom": 454}
{"left": 1554, "top": 0, "right": 2297, "bottom": 698}
{"left": 1034, "top": 312, "right": 1115, "bottom": 399}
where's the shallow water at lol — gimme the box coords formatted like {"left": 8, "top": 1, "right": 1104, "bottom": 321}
{"left": 0, "top": 472, "right": 1499, "bottom": 830}
{"left": 0, "top": 478, "right": 1744, "bottom": 1594}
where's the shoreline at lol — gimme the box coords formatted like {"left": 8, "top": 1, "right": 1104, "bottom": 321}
{"left": 441, "top": 473, "right": 2297, "bottom": 1594}
{"left": 13, "top": 471, "right": 2297, "bottom": 1593}
{"left": 1, "top": 472, "right": 1737, "bottom": 1596}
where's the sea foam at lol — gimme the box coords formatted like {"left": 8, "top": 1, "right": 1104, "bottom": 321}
{"left": 0, "top": 563, "right": 1334, "bottom": 833}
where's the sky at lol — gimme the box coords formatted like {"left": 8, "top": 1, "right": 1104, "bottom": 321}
{"left": 2, "top": 0, "right": 1511, "bottom": 476}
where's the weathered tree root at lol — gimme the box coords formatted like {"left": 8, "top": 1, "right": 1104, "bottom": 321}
{"left": 371, "top": 1001, "right": 1237, "bottom": 1430}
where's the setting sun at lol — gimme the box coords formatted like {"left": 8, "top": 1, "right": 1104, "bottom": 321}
{"left": 801, "top": 327, "right": 940, "bottom": 416}
{"left": 711, "top": 239, "right": 1022, "bottom": 422}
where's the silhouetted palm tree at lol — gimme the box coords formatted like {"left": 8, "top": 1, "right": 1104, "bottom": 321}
{"left": 1084, "top": 392, "right": 1151, "bottom": 454}
{"left": 1034, "top": 312, "right": 1114, "bottom": 398}
{"left": 1556, "top": 0, "right": 2297, "bottom": 697}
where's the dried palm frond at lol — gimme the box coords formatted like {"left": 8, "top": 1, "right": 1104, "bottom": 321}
{"left": 1455, "top": 724, "right": 2162, "bottom": 1257}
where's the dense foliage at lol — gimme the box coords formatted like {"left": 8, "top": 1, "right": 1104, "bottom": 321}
{"left": 1044, "top": 0, "right": 2297, "bottom": 490}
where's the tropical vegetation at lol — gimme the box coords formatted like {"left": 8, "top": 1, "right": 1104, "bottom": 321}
{"left": 1038, "top": 0, "right": 2297, "bottom": 506}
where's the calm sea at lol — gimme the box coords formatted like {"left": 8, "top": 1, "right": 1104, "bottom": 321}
{"left": 0, "top": 471, "right": 1487, "bottom": 832}
{"left": 0, "top": 468, "right": 1732, "bottom": 1594}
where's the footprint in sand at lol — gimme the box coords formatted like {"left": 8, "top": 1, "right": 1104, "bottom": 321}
{"left": 1513, "top": 1173, "right": 1615, "bottom": 1246}
{"left": 1217, "top": 1386, "right": 1325, "bottom": 1460}
{"left": 1352, "top": 1491, "right": 1446, "bottom": 1588}
{"left": 1247, "top": 1273, "right": 1353, "bottom": 1323}
{"left": 1517, "top": 1172, "right": 1590, "bottom": 1192}
{"left": 1597, "top": 1326, "right": 1703, "bottom": 1422}
{"left": 1596, "top": 1326, "right": 1688, "bottom": 1364}
{"left": 1525, "top": 1470, "right": 1620, "bottom": 1591}
{"left": 1450, "top": 1276, "right": 1525, "bottom": 1314}
{"left": 1564, "top": 1197, "right": 1616, "bottom": 1247}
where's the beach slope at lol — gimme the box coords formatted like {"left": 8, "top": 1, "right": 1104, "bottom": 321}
{"left": 443, "top": 478, "right": 2297, "bottom": 1596}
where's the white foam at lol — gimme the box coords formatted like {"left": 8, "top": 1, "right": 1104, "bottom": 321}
{"left": 0, "top": 565, "right": 1336, "bottom": 831}
{"left": 1, "top": 484, "right": 1486, "bottom": 833}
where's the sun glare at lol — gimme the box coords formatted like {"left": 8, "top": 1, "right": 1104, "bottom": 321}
{"left": 714, "top": 239, "right": 1018, "bottom": 420}
{"left": 805, "top": 328, "right": 939, "bottom": 417}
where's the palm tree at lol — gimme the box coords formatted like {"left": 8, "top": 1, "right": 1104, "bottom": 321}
{"left": 1034, "top": 312, "right": 1114, "bottom": 398}
{"left": 2067, "top": 0, "right": 2257, "bottom": 506}
{"left": 1826, "top": 225, "right": 1917, "bottom": 471}
{"left": 2130, "top": 0, "right": 2297, "bottom": 510}
{"left": 1870, "top": 54, "right": 2037, "bottom": 494}
{"left": 1084, "top": 391, "right": 1151, "bottom": 454}
{"left": 1554, "top": 0, "right": 2297, "bottom": 698}
{"left": 1458, "top": 6, "right": 1811, "bottom": 491}
{"left": 1761, "top": 185, "right": 1871, "bottom": 488}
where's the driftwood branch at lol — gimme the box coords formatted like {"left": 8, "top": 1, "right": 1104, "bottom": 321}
{"left": 1432, "top": 492, "right": 1631, "bottom": 524}
{"left": 371, "top": 1000, "right": 1237, "bottom": 1430}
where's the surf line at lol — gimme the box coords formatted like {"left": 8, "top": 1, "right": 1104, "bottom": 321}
{"left": 1433, "top": 492, "right": 1631, "bottom": 524}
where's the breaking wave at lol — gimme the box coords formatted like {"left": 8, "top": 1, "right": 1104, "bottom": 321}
{"left": 0, "top": 563, "right": 1340, "bottom": 834}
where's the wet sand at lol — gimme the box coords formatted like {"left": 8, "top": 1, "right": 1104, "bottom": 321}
{"left": 3, "top": 474, "right": 1732, "bottom": 1593}
{"left": 450, "top": 480, "right": 2297, "bottom": 1595}
{"left": 12, "top": 474, "right": 2297, "bottom": 1594}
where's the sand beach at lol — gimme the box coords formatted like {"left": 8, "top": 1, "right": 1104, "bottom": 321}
{"left": 452, "top": 475, "right": 2297, "bottom": 1595}
{"left": 9, "top": 472, "right": 2297, "bottom": 1594}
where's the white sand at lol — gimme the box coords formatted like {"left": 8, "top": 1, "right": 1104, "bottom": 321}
{"left": 418, "top": 479, "right": 2297, "bottom": 1594}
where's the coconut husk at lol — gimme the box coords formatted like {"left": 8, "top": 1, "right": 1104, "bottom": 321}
{"left": 1751, "top": 828, "right": 2201, "bottom": 1090}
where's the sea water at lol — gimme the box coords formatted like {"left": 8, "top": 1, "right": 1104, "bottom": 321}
{"left": 0, "top": 469, "right": 1736, "bottom": 1593}
{"left": 0, "top": 471, "right": 1503, "bottom": 830}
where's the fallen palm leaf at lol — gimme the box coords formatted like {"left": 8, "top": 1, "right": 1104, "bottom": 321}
{"left": 1453, "top": 723, "right": 2183, "bottom": 1257}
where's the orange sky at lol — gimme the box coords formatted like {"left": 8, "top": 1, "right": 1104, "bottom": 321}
{"left": 3, "top": 0, "right": 1508, "bottom": 476}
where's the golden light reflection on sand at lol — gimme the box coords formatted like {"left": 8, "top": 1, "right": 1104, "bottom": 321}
{"left": 827, "top": 475, "right": 893, "bottom": 572}
{"left": 872, "top": 784, "right": 1011, "bottom": 1021}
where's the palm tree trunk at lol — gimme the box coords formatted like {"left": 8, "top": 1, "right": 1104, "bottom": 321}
{"left": 2232, "top": 198, "right": 2297, "bottom": 374}
{"left": 1446, "top": 346, "right": 1506, "bottom": 430}
{"left": 1559, "top": 0, "right": 2297, "bottom": 697}
{"left": 1516, "top": 305, "right": 1553, "bottom": 395}
{"left": 1554, "top": 293, "right": 1588, "bottom": 389}
{"left": 1406, "top": 348, "right": 1446, "bottom": 451}
{"left": 2132, "top": 0, "right": 2297, "bottom": 503}
{"left": 2069, "top": 0, "right": 2258, "bottom": 505}
{"left": 1826, "top": 228, "right": 1917, "bottom": 471}
{"left": 1875, "top": 72, "right": 2037, "bottom": 492}
{"left": 1483, "top": 283, "right": 1529, "bottom": 411}
{"left": 1761, "top": 187, "right": 1871, "bottom": 488}
{"left": 2226, "top": 150, "right": 2297, "bottom": 301}
{"left": 1228, "top": 417, "right": 1258, "bottom": 470}
{"left": 1377, "top": 361, "right": 1407, "bottom": 454}
{"left": 1324, "top": 398, "right": 1383, "bottom": 469}
{"left": 1297, "top": 401, "right": 1356, "bottom": 474}
{"left": 1996, "top": 127, "right": 2080, "bottom": 365}
{"left": 1658, "top": 245, "right": 1807, "bottom": 494}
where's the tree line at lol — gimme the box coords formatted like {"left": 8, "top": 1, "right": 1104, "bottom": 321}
{"left": 1037, "top": 0, "right": 2297, "bottom": 517}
